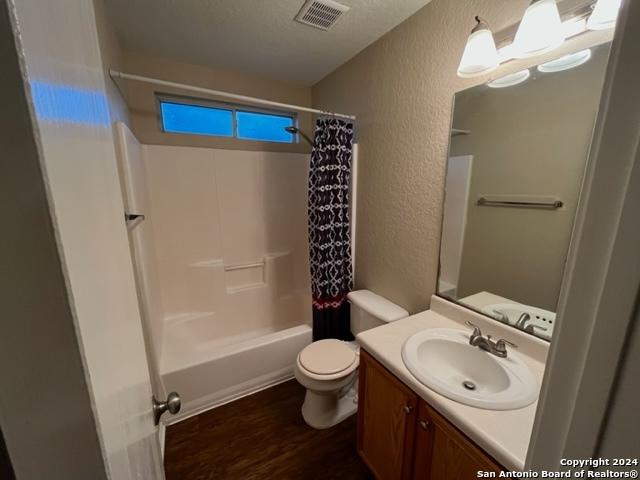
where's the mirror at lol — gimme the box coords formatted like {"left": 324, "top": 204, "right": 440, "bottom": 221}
{"left": 438, "top": 42, "right": 612, "bottom": 341}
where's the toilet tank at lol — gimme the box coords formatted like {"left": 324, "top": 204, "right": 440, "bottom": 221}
{"left": 348, "top": 290, "right": 409, "bottom": 336}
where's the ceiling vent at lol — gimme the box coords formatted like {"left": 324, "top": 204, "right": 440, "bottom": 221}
{"left": 295, "top": 0, "right": 350, "bottom": 31}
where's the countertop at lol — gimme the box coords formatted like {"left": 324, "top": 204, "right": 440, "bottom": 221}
{"left": 355, "top": 296, "right": 549, "bottom": 471}
{"left": 459, "top": 291, "right": 522, "bottom": 310}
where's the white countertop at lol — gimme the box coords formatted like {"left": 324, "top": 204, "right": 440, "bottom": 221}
{"left": 356, "top": 296, "right": 549, "bottom": 471}
{"left": 459, "top": 291, "right": 522, "bottom": 310}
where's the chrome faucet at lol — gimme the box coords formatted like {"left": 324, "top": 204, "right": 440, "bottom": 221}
{"left": 466, "top": 321, "right": 517, "bottom": 358}
{"left": 515, "top": 312, "right": 531, "bottom": 329}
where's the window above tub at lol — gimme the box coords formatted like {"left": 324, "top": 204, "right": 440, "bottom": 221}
{"left": 157, "top": 95, "right": 296, "bottom": 143}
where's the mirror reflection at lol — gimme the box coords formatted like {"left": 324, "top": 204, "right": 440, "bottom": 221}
{"left": 438, "top": 42, "right": 612, "bottom": 341}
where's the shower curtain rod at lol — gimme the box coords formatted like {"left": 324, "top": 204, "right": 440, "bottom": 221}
{"left": 109, "top": 70, "right": 356, "bottom": 121}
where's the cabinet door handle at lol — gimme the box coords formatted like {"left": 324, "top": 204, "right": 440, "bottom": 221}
{"left": 403, "top": 404, "right": 414, "bottom": 414}
{"left": 419, "top": 420, "right": 430, "bottom": 430}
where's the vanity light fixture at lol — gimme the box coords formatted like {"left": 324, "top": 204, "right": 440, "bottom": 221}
{"left": 497, "top": 17, "right": 588, "bottom": 65}
{"left": 587, "top": 0, "right": 622, "bottom": 30}
{"left": 457, "top": 16, "right": 499, "bottom": 78}
{"left": 562, "top": 17, "right": 588, "bottom": 38}
{"left": 487, "top": 69, "right": 531, "bottom": 88}
{"left": 512, "top": 0, "right": 565, "bottom": 58}
{"left": 537, "top": 49, "right": 592, "bottom": 73}
{"left": 457, "top": 0, "right": 619, "bottom": 79}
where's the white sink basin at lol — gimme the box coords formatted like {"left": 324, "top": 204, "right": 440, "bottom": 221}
{"left": 402, "top": 328, "right": 538, "bottom": 410}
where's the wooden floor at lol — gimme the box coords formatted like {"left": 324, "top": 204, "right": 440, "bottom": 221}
{"left": 164, "top": 380, "right": 373, "bottom": 480}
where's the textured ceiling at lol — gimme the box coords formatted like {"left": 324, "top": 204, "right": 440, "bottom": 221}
{"left": 104, "top": 0, "right": 432, "bottom": 85}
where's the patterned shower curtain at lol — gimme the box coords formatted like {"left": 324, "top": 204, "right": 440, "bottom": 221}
{"left": 308, "top": 118, "right": 354, "bottom": 341}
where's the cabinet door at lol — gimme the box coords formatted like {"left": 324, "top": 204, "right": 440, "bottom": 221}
{"left": 414, "top": 402, "right": 503, "bottom": 480}
{"left": 412, "top": 401, "right": 434, "bottom": 480}
{"left": 358, "top": 350, "right": 418, "bottom": 480}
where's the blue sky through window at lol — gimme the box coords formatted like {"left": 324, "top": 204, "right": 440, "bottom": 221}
{"left": 236, "top": 111, "right": 294, "bottom": 143}
{"left": 160, "top": 101, "right": 233, "bottom": 137}
{"left": 159, "top": 98, "right": 295, "bottom": 143}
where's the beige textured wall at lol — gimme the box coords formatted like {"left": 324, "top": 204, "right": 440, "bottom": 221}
{"left": 451, "top": 43, "right": 610, "bottom": 311}
{"left": 122, "top": 51, "right": 313, "bottom": 154}
{"left": 312, "top": 0, "right": 612, "bottom": 313}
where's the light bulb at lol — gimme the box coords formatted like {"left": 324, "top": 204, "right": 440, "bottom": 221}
{"left": 457, "top": 17, "right": 500, "bottom": 78}
{"left": 512, "top": 0, "right": 566, "bottom": 58}
{"left": 587, "top": 0, "right": 622, "bottom": 30}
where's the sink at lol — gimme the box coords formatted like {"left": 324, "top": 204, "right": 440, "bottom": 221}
{"left": 481, "top": 303, "right": 555, "bottom": 340}
{"left": 402, "top": 328, "right": 538, "bottom": 410}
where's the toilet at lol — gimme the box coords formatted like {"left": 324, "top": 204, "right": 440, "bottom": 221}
{"left": 294, "top": 290, "right": 409, "bottom": 429}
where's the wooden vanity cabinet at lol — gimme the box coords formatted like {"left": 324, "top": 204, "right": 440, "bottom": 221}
{"left": 358, "top": 350, "right": 503, "bottom": 480}
{"left": 357, "top": 349, "right": 417, "bottom": 480}
{"left": 412, "top": 401, "right": 502, "bottom": 479}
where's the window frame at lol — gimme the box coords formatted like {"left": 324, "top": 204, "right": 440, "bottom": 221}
{"left": 155, "top": 93, "right": 298, "bottom": 144}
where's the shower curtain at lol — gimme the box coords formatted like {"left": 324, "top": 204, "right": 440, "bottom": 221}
{"left": 308, "top": 118, "right": 354, "bottom": 341}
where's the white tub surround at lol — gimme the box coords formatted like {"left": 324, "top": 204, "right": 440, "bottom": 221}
{"left": 115, "top": 126, "right": 313, "bottom": 421}
{"left": 164, "top": 324, "right": 311, "bottom": 422}
{"left": 356, "top": 295, "right": 548, "bottom": 471}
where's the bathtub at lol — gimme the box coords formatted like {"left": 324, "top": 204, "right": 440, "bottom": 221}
{"left": 117, "top": 137, "right": 315, "bottom": 422}
{"left": 161, "top": 318, "right": 312, "bottom": 422}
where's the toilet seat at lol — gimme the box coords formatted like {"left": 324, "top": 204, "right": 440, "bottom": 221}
{"left": 297, "top": 340, "right": 359, "bottom": 380}
{"left": 295, "top": 290, "right": 408, "bottom": 429}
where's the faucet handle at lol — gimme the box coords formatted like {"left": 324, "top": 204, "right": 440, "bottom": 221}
{"left": 525, "top": 324, "right": 548, "bottom": 334}
{"left": 495, "top": 338, "right": 518, "bottom": 351}
{"left": 492, "top": 310, "right": 510, "bottom": 324}
{"left": 465, "top": 321, "right": 482, "bottom": 337}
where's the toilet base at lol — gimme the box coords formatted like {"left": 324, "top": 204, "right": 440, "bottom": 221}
{"left": 300, "top": 381, "right": 358, "bottom": 429}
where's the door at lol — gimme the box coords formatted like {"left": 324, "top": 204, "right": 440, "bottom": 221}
{"left": 10, "top": 0, "right": 165, "bottom": 477}
{"left": 358, "top": 350, "right": 417, "bottom": 480}
{"left": 413, "top": 401, "right": 502, "bottom": 479}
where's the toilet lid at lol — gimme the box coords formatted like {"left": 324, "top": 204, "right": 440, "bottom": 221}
{"left": 299, "top": 339, "right": 357, "bottom": 375}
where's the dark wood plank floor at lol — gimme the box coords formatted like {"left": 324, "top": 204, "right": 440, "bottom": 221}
{"left": 164, "top": 380, "right": 373, "bottom": 480}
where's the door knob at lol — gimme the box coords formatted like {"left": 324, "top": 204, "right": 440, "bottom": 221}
{"left": 419, "top": 420, "right": 430, "bottom": 430}
{"left": 153, "top": 392, "right": 181, "bottom": 426}
{"left": 403, "top": 404, "right": 414, "bottom": 414}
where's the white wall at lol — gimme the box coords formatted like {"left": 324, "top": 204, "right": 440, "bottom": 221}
{"left": 527, "top": 0, "right": 640, "bottom": 468}
{"left": 114, "top": 123, "right": 166, "bottom": 399}
{"left": 93, "top": 0, "right": 130, "bottom": 125}
{"left": 9, "top": 0, "right": 163, "bottom": 478}
{"left": 0, "top": 2, "right": 106, "bottom": 477}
